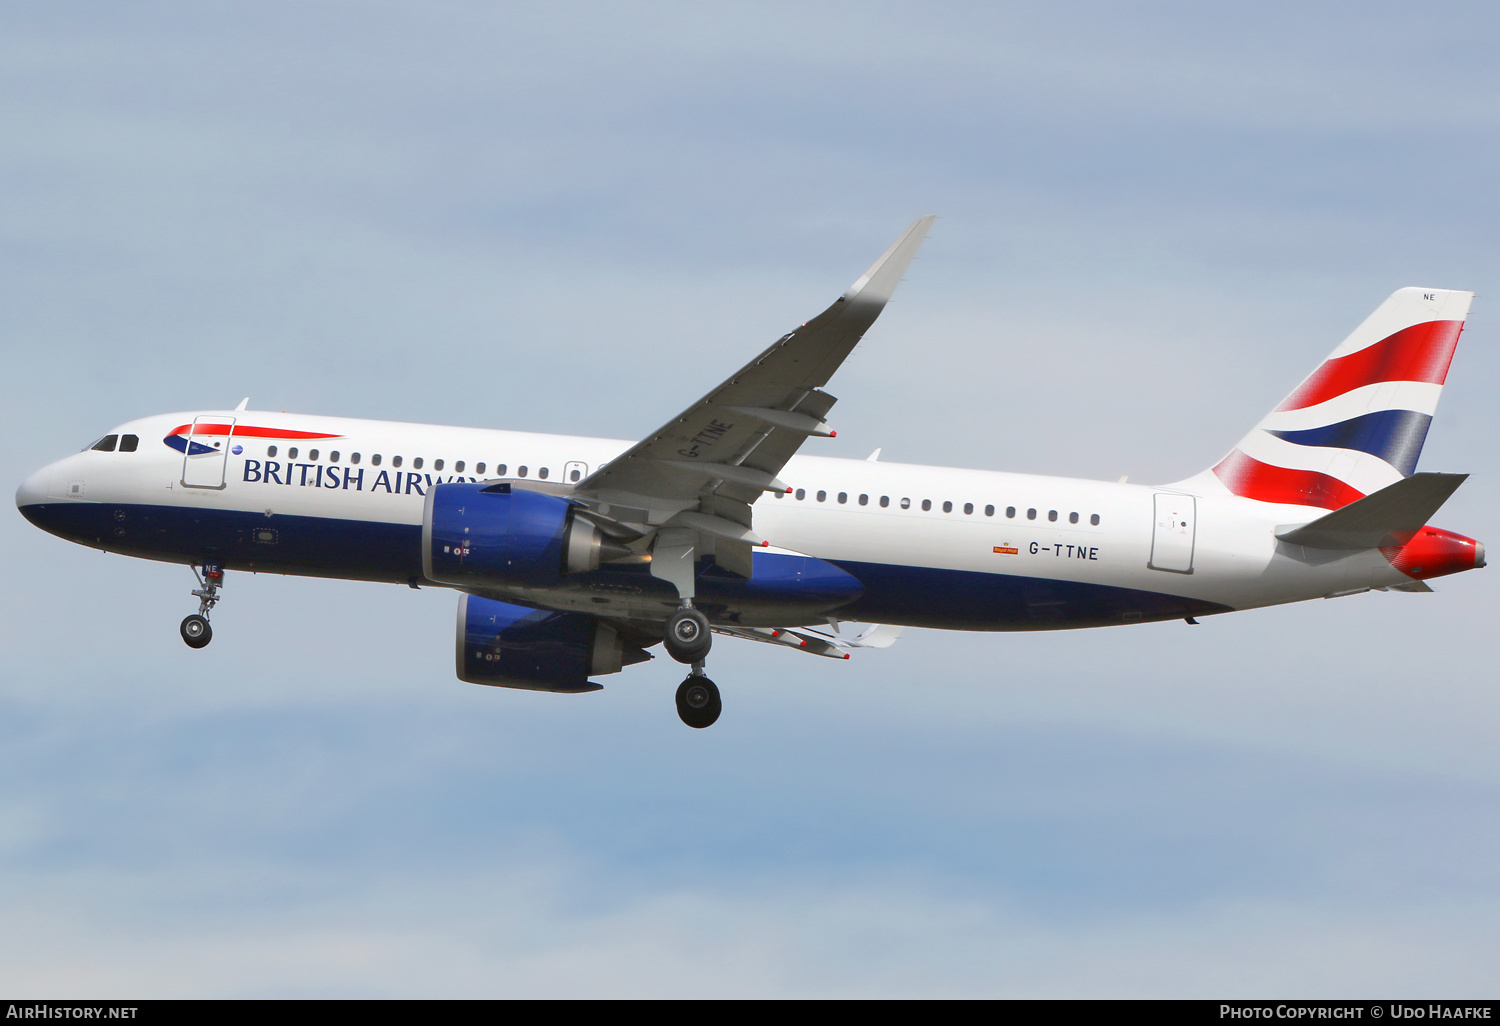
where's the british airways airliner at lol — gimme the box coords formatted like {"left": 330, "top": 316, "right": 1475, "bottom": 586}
{"left": 14, "top": 218, "right": 1485, "bottom": 727}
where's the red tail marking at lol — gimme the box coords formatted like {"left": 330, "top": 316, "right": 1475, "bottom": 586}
{"left": 1277, "top": 320, "right": 1462, "bottom": 412}
{"left": 1213, "top": 450, "right": 1366, "bottom": 510}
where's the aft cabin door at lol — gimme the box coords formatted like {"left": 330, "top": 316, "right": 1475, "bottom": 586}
{"left": 1149, "top": 493, "right": 1196, "bottom": 574}
{"left": 181, "top": 416, "right": 235, "bottom": 489}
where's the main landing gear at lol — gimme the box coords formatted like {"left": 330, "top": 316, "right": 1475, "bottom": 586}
{"left": 675, "top": 669, "right": 721, "bottom": 730}
{"left": 180, "top": 560, "right": 223, "bottom": 649}
{"left": 663, "top": 603, "right": 720, "bottom": 728}
{"left": 664, "top": 606, "right": 711, "bottom": 663}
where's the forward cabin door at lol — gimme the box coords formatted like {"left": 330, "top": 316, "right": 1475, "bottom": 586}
{"left": 1148, "top": 493, "right": 1196, "bottom": 574}
{"left": 181, "top": 416, "right": 235, "bottom": 489}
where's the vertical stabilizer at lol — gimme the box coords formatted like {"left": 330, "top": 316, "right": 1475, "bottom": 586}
{"left": 1196, "top": 288, "right": 1471, "bottom": 510}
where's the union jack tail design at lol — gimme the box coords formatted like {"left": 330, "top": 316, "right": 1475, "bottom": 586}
{"left": 1209, "top": 288, "right": 1471, "bottom": 510}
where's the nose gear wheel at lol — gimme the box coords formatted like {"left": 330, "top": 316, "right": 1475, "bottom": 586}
{"left": 180, "top": 614, "right": 212, "bottom": 648}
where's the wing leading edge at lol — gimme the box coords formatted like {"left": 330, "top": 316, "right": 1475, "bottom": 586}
{"left": 575, "top": 216, "right": 935, "bottom": 590}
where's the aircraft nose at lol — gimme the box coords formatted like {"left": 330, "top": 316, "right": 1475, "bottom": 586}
{"left": 15, "top": 466, "right": 49, "bottom": 510}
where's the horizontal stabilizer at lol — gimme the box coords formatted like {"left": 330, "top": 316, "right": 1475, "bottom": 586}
{"left": 1389, "top": 580, "right": 1435, "bottom": 593}
{"left": 712, "top": 620, "right": 904, "bottom": 660}
{"left": 1276, "top": 472, "right": 1468, "bottom": 549}
{"left": 842, "top": 622, "right": 903, "bottom": 648}
{"left": 713, "top": 625, "right": 850, "bottom": 659}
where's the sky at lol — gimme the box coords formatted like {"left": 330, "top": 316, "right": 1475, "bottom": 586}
{"left": 2, "top": 0, "right": 1499, "bottom": 997}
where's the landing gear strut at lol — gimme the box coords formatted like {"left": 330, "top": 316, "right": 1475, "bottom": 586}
{"left": 676, "top": 667, "right": 721, "bottom": 729}
{"left": 180, "top": 560, "right": 223, "bottom": 649}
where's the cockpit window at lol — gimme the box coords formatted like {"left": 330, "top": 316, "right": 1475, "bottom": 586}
{"left": 119, "top": 434, "right": 139, "bottom": 452}
{"left": 91, "top": 435, "right": 118, "bottom": 452}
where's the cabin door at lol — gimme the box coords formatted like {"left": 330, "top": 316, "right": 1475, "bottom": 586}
{"left": 1148, "top": 493, "right": 1196, "bottom": 574}
{"left": 181, "top": 416, "right": 236, "bottom": 489}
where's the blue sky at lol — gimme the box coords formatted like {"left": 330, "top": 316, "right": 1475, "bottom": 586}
{"left": 2, "top": 1, "right": 1498, "bottom": 996}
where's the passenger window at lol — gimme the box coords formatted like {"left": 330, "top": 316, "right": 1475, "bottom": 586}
{"left": 413, "top": 457, "right": 423, "bottom": 470}
{"left": 1069, "top": 512, "right": 1079, "bottom": 524}
{"left": 455, "top": 461, "right": 464, "bottom": 473}
{"left": 1048, "top": 510, "right": 1058, "bottom": 522}
{"left": 392, "top": 456, "right": 402, "bottom": 468}
{"left": 795, "top": 488, "right": 805, "bottom": 500}
{"left": 1091, "top": 514, "right": 1101, "bottom": 526}
{"left": 775, "top": 490, "right": 785, "bottom": 499}
{"left": 496, "top": 464, "right": 507, "bottom": 476}
{"left": 91, "top": 435, "right": 118, "bottom": 452}
{"left": 518, "top": 466, "right": 528, "bottom": 477}
{"left": 119, "top": 434, "right": 139, "bottom": 452}
{"left": 351, "top": 453, "right": 361, "bottom": 464}
{"left": 859, "top": 494, "right": 868, "bottom": 506}
{"left": 570, "top": 468, "right": 581, "bottom": 482}
{"left": 329, "top": 451, "right": 340, "bottom": 463}
{"left": 964, "top": 502, "right": 974, "bottom": 515}
{"left": 539, "top": 467, "right": 549, "bottom": 480}
{"left": 816, "top": 490, "right": 826, "bottom": 502}
{"left": 1027, "top": 508, "right": 1037, "bottom": 520}
{"left": 288, "top": 447, "right": 299, "bottom": 460}
{"left": 942, "top": 501, "right": 952, "bottom": 513}
{"left": 900, "top": 497, "right": 911, "bottom": 509}
{"left": 837, "top": 492, "right": 847, "bottom": 504}
{"left": 434, "top": 459, "right": 444, "bottom": 471}
{"left": 879, "top": 496, "right": 890, "bottom": 508}
{"left": 268, "top": 445, "right": 278, "bottom": 458}
{"left": 984, "top": 505, "right": 994, "bottom": 517}
{"left": 309, "top": 449, "right": 319, "bottom": 461}
{"left": 475, "top": 462, "right": 485, "bottom": 474}
{"left": 921, "top": 499, "right": 932, "bottom": 511}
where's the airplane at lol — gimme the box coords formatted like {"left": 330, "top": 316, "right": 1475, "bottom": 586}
{"left": 14, "top": 217, "right": 1486, "bottom": 728}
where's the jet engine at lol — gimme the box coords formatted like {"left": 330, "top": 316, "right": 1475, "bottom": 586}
{"left": 457, "top": 594, "right": 650, "bottom": 692}
{"left": 423, "top": 481, "right": 632, "bottom": 589}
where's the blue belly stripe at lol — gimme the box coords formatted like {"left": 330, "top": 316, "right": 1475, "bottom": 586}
{"left": 18, "top": 501, "right": 1232, "bottom": 629}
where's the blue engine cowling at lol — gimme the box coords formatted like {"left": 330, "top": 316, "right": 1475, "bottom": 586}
{"left": 457, "top": 594, "right": 650, "bottom": 692}
{"left": 424, "top": 481, "right": 627, "bottom": 589}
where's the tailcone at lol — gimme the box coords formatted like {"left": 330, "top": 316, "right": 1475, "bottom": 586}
{"left": 1380, "top": 527, "right": 1484, "bottom": 580}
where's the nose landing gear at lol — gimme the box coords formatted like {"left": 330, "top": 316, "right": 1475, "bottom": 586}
{"left": 180, "top": 561, "right": 223, "bottom": 649}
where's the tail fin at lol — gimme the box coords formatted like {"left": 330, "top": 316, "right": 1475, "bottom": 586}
{"left": 1205, "top": 288, "right": 1471, "bottom": 510}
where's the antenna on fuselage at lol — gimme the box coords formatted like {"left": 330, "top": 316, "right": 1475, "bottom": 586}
{"left": 234, "top": 398, "right": 249, "bottom": 411}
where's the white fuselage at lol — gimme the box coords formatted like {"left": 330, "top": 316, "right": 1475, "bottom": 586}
{"left": 17, "top": 409, "right": 1419, "bottom": 629}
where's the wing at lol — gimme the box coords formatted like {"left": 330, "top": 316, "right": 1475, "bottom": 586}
{"left": 575, "top": 216, "right": 935, "bottom": 586}
{"left": 713, "top": 621, "right": 906, "bottom": 660}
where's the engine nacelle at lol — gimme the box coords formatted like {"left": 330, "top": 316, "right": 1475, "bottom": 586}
{"left": 456, "top": 594, "right": 649, "bottom": 692}
{"left": 423, "top": 481, "right": 630, "bottom": 588}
